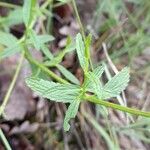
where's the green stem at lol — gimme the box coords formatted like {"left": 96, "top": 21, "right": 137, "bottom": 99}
{"left": 72, "top": 0, "right": 86, "bottom": 41}
{"left": 24, "top": 46, "right": 68, "bottom": 84}
{"left": 46, "top": 0, "right": 53, "bottom": 34}
{"left": 0, "top": 129, "right": 12, "bottom": 150}
{"left": 0, "top": 53, "right": 24, "bottom": 116}
{"left": 84, "top": 94, "right": 150, "bottom": 118}
{"left": 0, "top": 2, "right": 19, "bottom": 8}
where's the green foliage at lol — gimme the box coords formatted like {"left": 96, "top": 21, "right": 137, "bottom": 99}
{"left": 26, "top": 37, "right": 130, "bottom": 131}
{"left": 85, "top": 64, "right": 104, "bottom": 90}
{"left": 1, "top": 1, "right": 150, "bottom": 150}
{"left": 3, "top": 0, "right": 150, "bottom": 134}
{"left": 41, "top": 45, "right": 54, "bottom": 60}
{"left": 85, "top": 34, "right": 92, "bottom": 60}
{"left": 0, "top": 31, "right": 18, "bottom": 46}
{"left": 28, "top": 29, "right": 54, "bottom": 50}
{"left": 57, "top": 65, "right": 80, "bottom": 85}
{"left": 44, "top": 41, "right": 75, "bottom": 67}
{"left": 64, "top": 100, "right": 80, "bottom": 131}
{"left": 26, "top": 77, "right": 80, "bottom": 103}
{"left": 26, "top": 77, "right": 81, "bottom": 131}
{"left": 23, "top": 0, "right": 37, "bottom": 27}
{"left": 0, "top": 8, "right": 23, "bottom": 30}
{"left": 86, "top": 67, "right": 130, "bottom": 100}
{"left": 41, "top": 38, "right": 79, "bottom": 85}
{"left": 102, "top": 67, "right": 130, "bottom": 99}
{"left": 76, "top": 33, "right": 87, "bottom": 71}
{"left": 0, "top": 32, "right": 22, "bottom": 59}
{"left": 86, "top": 71, "right": 103, "bottom": 99}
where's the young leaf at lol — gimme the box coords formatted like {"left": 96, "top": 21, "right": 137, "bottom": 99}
{"left": 0, "top": 44, "right": 22, "bottom": 59}
{"left": 85, "top": 65, "right": 104, "bottom": 91}
{"left": 43, "top": 37, "right": 75, "bottom": 66}
{"left": 85, "top": 34, "right": 92, "bottom": 59}
{"left": 76, "top": 33, "right": 86, "bottom": 71}
{"left": 23, "top": 0, "right": 36, "bottom": 27}
{"left": 64, "top": 41, "right": 76, "bottom": 53}
{"left": 93, "top": 64, "right": 105, "bottom": 78}
{"left": 0, "top": 32, "right": 18, "bottom": 46}
{"left": 4, "top": 8, "right": 23, "bottom": 28}
{"left": 64, "top": 100, "right": 80, "bottom": 131}
{"left": 26, "top": 77, "right": 80, "bottom": 103}
{"left": 29, "top": 30, "right": 54, "bottom": 50}
{"left": 86, "top": 71, "right": 103, "bottom": 99}
{"left": 44, "top": 42, "right": 75, "bottom": 67}
{"left": 41, "top": 45, "right": 54, "bottom": 60}
{"left": 29, "top": 30, "right": 39, "bottom": 49}
{"left": 57, "top": 64, "right": 80, "bottom": 85}
{"left": 38, "top": 35, "right": 54, "bottom": 44}
{"left": 44, "top": 51, "right": 65, "bottom": 66}
{"left": 0, "top": 32, "right": 22, "bottom": 59}
{"left": 102, "top": 67, "right": 130, "bottom": 99}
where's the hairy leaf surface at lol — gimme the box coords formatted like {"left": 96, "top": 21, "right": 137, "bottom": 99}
{"left": 76, "top": 33, "right": 86, "bottom": 71}
{"left": 102, "top": 67, "right": 130, "bottom": 99}
{"left": 64, "top": 100, "right": 80, "bottom": 131}
{"left": 23, "top": 0, "right": 36, "bottom": 27}
{"left": 26, "top": 77, "right": 80, "bottom": 103}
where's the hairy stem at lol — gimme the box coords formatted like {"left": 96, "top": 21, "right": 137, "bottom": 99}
{"left": 84, "top": 94, "right": 150, "bottom": 118}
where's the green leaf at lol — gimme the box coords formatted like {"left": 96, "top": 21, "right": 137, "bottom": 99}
{"left": 64, "top": 41, "right": 76, "bottom": 53}
{"left": 85, "top": 34, "right": 92, "bottom": 59}
{"left": 44, "top": 55, "right": 70, "bottom": 67}
{"left": 57, "top": 64, "right": 80, "bottom": 85}
{"left": 76, "top": 33, "right": 86, "bottom": 71}
{"left": 0, "top": 44, "right": 22, "bottom": 59}
{"left": 4, "top": 8, "right": 23, "bottom": 27}
{"left": 38, "top": 35, "right": 54, "bottom": 44}
{"left": 43, "top": 37, "right": 75, "bottom": 66}
{"left": 23, "top": 0, "right": 36, "bottom": 27}
{"left": 85, "top": 65, "right": 104, "bottom": 90}
{"left": 64, "top": 100, "right": 80, "bottom": 131}
{"left": 44, "top": 51, "right": 65, "bottom": 66}
{"left": 85, "top": 66, "right": 130, "bottom": 100}
{"left": 29, "top": 30, "right": 39, "bottom": 49}
{"left": 0, "top": 32, "right": 22, "bottom": 59}
{"left": 93, "top": 64, "right": 105, "bottom": 78}
{"left": 26, "top": 77, "right": 80, "bottom": 103}
{"left": 41, "top": 45, "right": 54, "bottom": 60}
{"left": 86, "top": 71, "right": 103, "bottom": 99}
{"left": 29, "top": 30, "right": 54, "bottom": 50}
{"left": 0, "top": 32, "right": 18, "bottom": 46}
{"left": 102, "top": 67, "right": 130, "bottom": 99}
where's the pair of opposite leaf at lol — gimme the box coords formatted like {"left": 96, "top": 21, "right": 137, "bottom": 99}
{"left": 26, "top": 33, "right": 130, "bottom": 131}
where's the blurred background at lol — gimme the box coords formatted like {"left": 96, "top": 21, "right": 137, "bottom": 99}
{"left": 0, "top": 0, "right": 150, "bottom": 149}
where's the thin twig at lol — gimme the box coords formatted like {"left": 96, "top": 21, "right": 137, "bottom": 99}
{"left": 0, "top": 52, "right": 24, "bottom": 116}
{"left": 72, "top": 0, "right": 86, "bottom": 41}
{"left": 0, "top": 129, "right": 12, "bottom": 150}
